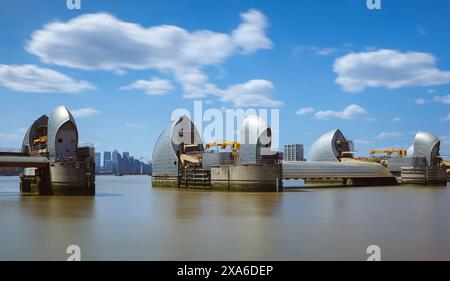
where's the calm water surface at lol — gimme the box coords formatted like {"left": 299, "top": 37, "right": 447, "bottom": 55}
{"left": 0, "top": 176, "right": 449, "bottom": 260}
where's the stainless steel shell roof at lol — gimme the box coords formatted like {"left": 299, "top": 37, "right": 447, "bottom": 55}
{"left": 412, "top": 131, "right": 440, "bottom": 166}
{"left": 47, "top": 106, "right": 78, "bottom": 159}
{"left": 406, "top": 144, "right": 414, "bottom": 156}
{"left": 152, "top": 115, "right": 203, "bottom": 176}
{"left": 21, "top": 115, "right": 48, "bottom": 153}
{"left": 283, "top": 160, "right": 394, "bottom": 179}
{"left": 308, "top": 129, "right": 347, "bottom": 162}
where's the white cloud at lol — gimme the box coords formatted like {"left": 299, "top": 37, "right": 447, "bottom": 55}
{"left": 114, "top": 69, "right": 126, "bottom": 76}
{"left": 125, "top": 123, "right": 147, "bottom": 129}
{"left": 415, "top": 98, "right": 426, "bottom": 105}
{"left": 377, "top": 131, "right": 403, "bottom": 139}
{"left": 71, "top": 107, "right": 100, "bottom": 118}
{"left": 392, "top": 117, "right": 402, "bottom": 122}
{"left": 220, "top": 80, "right": 282, "bottom": 107}
{"left": 291, "top": 45, "right": 304, "bottom": 55}
{"left": 174, "top": 67, "right": 221, "bottom": 98}
{"left": 433, "top": 94, "right": 450, "bottom": 104}
{"left": 120, "top": 77, "right": 174, "bottom": 96}
{"left": 232, "top": 9, "right": 273, "bottom": 54}
{"left": 26, "top": 10, "right": 275, "bottom": 105}
{"left": 0, "top": 64, "right": 94, "bottom": 93}
{"left": 440, "top": 134, "right": 450, "bottom": 154}
{"left": 309, "top": 46, "right": 337, "bottom": 56}
{"left": 417, "top": 25, "right": 428, "bottom": 36}
{"left": 314, "top": 104, "right": 367, "bottom": 120}
{"left": 441, "top": 113, "right": 450, "bottom": 122}
{"left": 292, "top": 45, "right": 337, "bottom": 56}
{"left": 27, "top": 13, "right": 232, "bottom": 70}
{"left": 334, "top": 49, "right": 450, "bottom": 93}
{"left": 296, "top": 107, "right": 315, "bottom": 116}
{"left": 353, "top": 139, "right": 374, "bottom": 145}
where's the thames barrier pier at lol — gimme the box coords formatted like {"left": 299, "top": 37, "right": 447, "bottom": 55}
{"left": 152, "top": 115, "right": 282, "bottom": 191}
{"left": 152, "top": 115, "right": 448, "bottom": 192}
{"left": 283, "top": 129, "right": 398, "bottom": 186}
{"left": 0, "top": 106, "right": 95, "bottom": 195}
{"left": 283, "top": 129, "right": 447, "bottom": 186}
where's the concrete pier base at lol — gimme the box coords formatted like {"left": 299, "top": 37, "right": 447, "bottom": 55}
{"left": 346, "top": 177, "right": 399, "bottom": 186}
{"left": 152, "top": 175, "right": 179, "bottom": 188}
{"left": 152, "top": 164, "right": 283, "bottom": 192}
{"left": 210, "top": 164, "right": 282, "bottom": 192}
{"left": 19, "top": 160, "right": 95, "bottom": 196}
{"left": 304, "top": 178, "right": 345, "bottom": 185}
{"left": 400, "top": 167, "right": 447, "bottom": 185}
{"left": 20, "top": 168, "right": 52, "bottom": 195}
{"left": 50, "top": 162, "right": 95, "bottom": 195}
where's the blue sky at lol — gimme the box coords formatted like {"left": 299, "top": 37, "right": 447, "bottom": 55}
{"left": 0, "top": 0, "right": 450, "bottom": 160}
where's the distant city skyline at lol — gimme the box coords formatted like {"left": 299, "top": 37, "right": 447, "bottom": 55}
{"left": 97, "top": 150, "right": 150, "bottom": 166}
{"left": 95, "top": 149, "right": 151, "bottom": 175}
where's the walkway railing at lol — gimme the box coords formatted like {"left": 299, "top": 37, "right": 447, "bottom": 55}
{"left": 79, "top": 143, "right": 95, "bottom": 148}
{"left": 0, "top": 147, "right": 22, "bottom": 153}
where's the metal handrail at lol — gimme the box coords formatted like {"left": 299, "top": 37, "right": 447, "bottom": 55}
{"left": 54, "top": 156, "right": 91, "bottom": 162}
{"left": 31, "top": 144, "right": 47, "bottom": 151}
{"left": 0, "top": 147, "right": 22, "bottom": 153}
{"left": 206, "top": 159, "right": 281, "bottom": 166}
{"left": 79, "top": 143, "right": 95, "bottom": 148}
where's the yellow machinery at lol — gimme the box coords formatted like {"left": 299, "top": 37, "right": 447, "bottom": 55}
{"left": 179, "top": 144, "right": 203, "bottom": 167}
{"left": 180, "top": 154, "right": 201, "bottom": 167}
{"left": 33, "top": 136, "right": 48, "bottom": 145}
{"left": 205, "top": 141, "right": 240, "bottom": 153}
{"left": 441, "top": 160, "right": 450, "bottom": 175}
{"left": 370, "top": 149, "right": 407, "bottom": 158}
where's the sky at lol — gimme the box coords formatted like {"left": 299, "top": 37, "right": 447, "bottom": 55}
{"left": 0, "top": 0, "right": 450, "bottom": 160}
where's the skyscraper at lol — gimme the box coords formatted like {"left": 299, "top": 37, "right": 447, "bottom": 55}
{"left": 112, "top": 150, "right": 120, "bottom": 173}
{"left": 103, "top": 151, "right": 112, "bottom": 171}
{"left": 95, "top": 152, "right": 101, "bottom": 172}
{"left": 103, "top": 151, "right": 111, "bottom": 162}
{"left": 283, "top": 144, "right": 305, "bottom": 161}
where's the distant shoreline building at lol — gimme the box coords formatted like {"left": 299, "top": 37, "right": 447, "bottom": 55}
{"left": 283, "top": 144, "right": 305, "bottom": 161}
{"left": 95, "top": 153, "right": 101, "bottom": 171}
{"left": 0, "top": 167, "right": 21, "bottom": 176}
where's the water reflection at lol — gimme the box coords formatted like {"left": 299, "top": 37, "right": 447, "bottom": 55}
{"left": 0, "top": 176, "right": 449, "bottom": 260}
{"left": 171, "top": 190, "right": 283, "bottom": 220}
{"left": 19, "top": 196, "right": 95, "bottom": 219}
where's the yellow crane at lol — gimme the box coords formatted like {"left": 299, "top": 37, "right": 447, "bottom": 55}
{"left": 369, "top": 148, "right": 407, "bottom": 158}
{"left": 205, "top": 141, "right": 240, "bottom": 153}
{"left": 179, "top": 154, "right": 201, "bottom": 167}
{"left": 441, "top": 158, "right": 450, "bottom": 174}
{"left": 33, "top": 136, "right": 48, "bottom": 145}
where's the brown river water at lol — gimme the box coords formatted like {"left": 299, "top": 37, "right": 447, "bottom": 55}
{"left": 0, "top": 176, "right": 449, "bottom": 260}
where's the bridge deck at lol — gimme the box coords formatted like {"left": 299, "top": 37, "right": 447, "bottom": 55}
{"left": 0, "top": 152, "right": 28, "bottom": 157}
{"left": 282, "top": 160, "right": 395, "bottom": 179}
{"left": 0, "top": 156, "right": 49, "bottom": 168}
